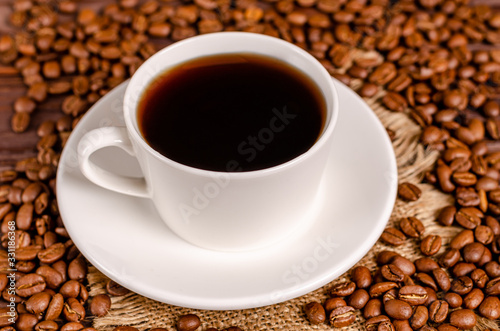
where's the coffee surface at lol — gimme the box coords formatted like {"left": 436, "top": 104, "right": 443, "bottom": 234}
{"left": 138, "top": 53, "right": 326, "bottom": 172}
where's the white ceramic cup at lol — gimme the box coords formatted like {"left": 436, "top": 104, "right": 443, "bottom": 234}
{"left": 77, "top": 32, "right": 339, "bottom": 252}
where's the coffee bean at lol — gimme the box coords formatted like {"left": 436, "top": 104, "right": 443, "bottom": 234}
{"left": 409, "top": 305, "right": 428, "bottom": 329}
{"left": 63, "top": 297, "right": 85, "bottom": 322}
{"left": 90, "top": 294, "right": 111, "bottom": 317}
{"left": 347, "top": 289, "right": 369, "bottom": 309}
{"left": 381, "top": 227, "right": 406, "bottom": 246}
{"left": 449, "top": 309, "right": 476, "bottom": 330}
{"left": 324, "top": 297, "right": 346, "bottom": 314}
{"left": 444, "top": 292, "right": 463, "bottom": 308}
{"left": 351, "top": 266, "right": 372, "bottom": 289}
{"left": 369, "top": 282, "right": 398, "bottom": 297}
{"left": 429, "top": 300, "right": 449, "bottom": 323}
{"left": 484, "top": 261, "right": 500, "bottom": 278}
{"left": 68, "top": 255, "right": 87, "bottom": 281}
{"left": 363, "top": 298, "right": 382, "bottom": 319}
{"left": 415, "top": 257, "right": 439, "bottom": 273}
{"left": 16, "top": 274, "right": 46, "bottom": 297}
{"left": 330, "top": 281, "right": 356, "bottom": 297}
{"left": 399, "top": 217, "right": 425, "bottom": 238}
{"left": 451, "top": 276, "right": 474, "bottom": 295}
{"left": 432, "top": 268, "right": 451, "bottom": 292}
{"left": 38, "top": 242, "right": 65, "bottom": 264}
{"left": 12, "top": 112, "right": 31, "bottom": 133}
{"left": 17, "top": 313, "right": 38, "bottom": 330}
{"left": 304, "top": 302, "right": 325, "bottom": 324}
{"left": 463, "top": 242, "right": 486, "bottom": 263}
{"left": 329, "top": 305, "right": 355, "bottom": 328}
{"left": 478, "top": 296, "right": 500, "bottom": 320}
{"left": 45, "top": 293, "right": 64, "bottom": 320}
{"left": 398, "top": 182, "right": 422, "bottom": 201}
{"left": 381, "top": 264, "right": 405, "bottom": 282}
{"left": 455, "top": 207, "right": 482, "bottom": 228}
{"left": 389, "top": 256, "right": 415, "bottom": 276}
{"left": 398, "top": 285, "right": 428, "bottom": 305}
{"left": 421, "top": 235, "right": 442, "bottom": 256}
{"left": 450, "top": 229, "right": 475, "bottom": 250}
{"left": 463, "top": 288, "right": 484, "bottom": 309}
{"left": 384, "top": 299, "right": 412, "bottom": 320}
{"left": 415, "top": 272, "right": 438, "bottom": 291}
{"left": 25, "top": 291, "right": 51, "bottom": 315}
{"left": 36, "top": 265, "right": 63, "bottom": 289}
{"left": 106, "top": 280, "right": 130, "bottom": 296}
{"left": 485, "top": 276, "right": 500, "bottom": 295}
{"left": 382, "top": 288, "right": 398, "bottom": 304}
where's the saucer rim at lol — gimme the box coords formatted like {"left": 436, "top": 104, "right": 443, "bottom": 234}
{"left": 57, "top": 78, "right": 397, "bottom": 310}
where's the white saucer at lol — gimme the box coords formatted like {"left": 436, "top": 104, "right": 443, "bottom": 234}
{"left": 57, "top": 78, "right": 397, "bottom": 310}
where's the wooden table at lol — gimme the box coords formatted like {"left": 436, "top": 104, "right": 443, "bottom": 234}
{"left": 0, "top": 0, "right": 499, "bottom": 172}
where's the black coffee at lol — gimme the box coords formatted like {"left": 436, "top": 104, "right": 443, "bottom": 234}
{"left": 138, "top": 53, "right": 326, "bottom": 172}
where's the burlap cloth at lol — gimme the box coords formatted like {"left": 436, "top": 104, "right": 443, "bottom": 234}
{"left": 86, "top": 49, "right": 500, "bottom": 330}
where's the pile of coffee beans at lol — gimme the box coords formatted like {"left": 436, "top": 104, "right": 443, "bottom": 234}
{"left": 0, "top": 0, "right": 499, "bottom": 329}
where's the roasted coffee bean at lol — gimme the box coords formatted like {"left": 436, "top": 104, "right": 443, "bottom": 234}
{"left": 450, "top": 230, "right": 475, "bottom": 250}
{"left": 389, "top": 256, "right": 415, "bottom": 276}
{"left": 475, "top": 225, "right": 494, "bottom": 245}
{"left": 324, "top": 297, "right": 346, "bottom": 313}
{"left": 478, "top": 296, "right": 500, "bottom": 320}
{"left": 38, "top": 242, "right": 65, "bottom": 264}
{"left": 17, "top": 313, "right": 38, "bottom": 330}
{"left": 451, "top": 276, "right": 473, "bottom": 295}
{"left": 365, "top": 315, "right": 390, "bottom": 331}
{"left": 62, "top": 298, "right": 85, "bottom": 322}
{"left": 16, "top": 274, "right": 46, "bottom": 297}
{"left": 463, "top": 288, "right": 484, "bottom": 309}
{"left": 381, "top": 227, "right": 406, "bottom": 246}
{"left": 484, "top": 261, "right": 500, "bottom": 278}
{"left": 415, "top": 273, "right": 438, "bottom": 291}
{"left": 428, "top": 300, "right": 449, "bottom": 323}
{"left": 399, "top": 217, "right": 425, "bottom": 238}
{"left": 382, "top": 289, "right": 398, "bottom": 304}
{"left": 347, "top": 289, "right": 369, "bottom": 309}
{"left": 462, "top": 242, "right": 486, "bottom": 263}
{"left": 25, "top": 291, "right": 51, "bottom": 315}
{"left": 45, "top": 293, "right": 63, "bottom": 320}
{"left": 59, "top": 280, "right": 81, "bottom": 299}
{"left": 384, "top": 299, "right": 412, "bottom": 320}
{"left": 377, "top": 251, "right": 400, "bottom": 265}
{"left": 452, "top": 262, "right": 477, "bottom": 277}
{"left": 449, "top": 309, "right": 476, "bottom": 330}
{"left": 329, "top": 305, "right": 355, "bottom": 328}
{"left": 12, "top": 112, "right": 30, "bottom": 133}
{"left": 330, "top": 281, "right": 356, "bottom": 297}
{"left": 398, "top": 285, "right": 428, "bottom": 305}
{"left": 470, "top": 268, "right": 489, "bottom": 288}
{"left": 455, "top": 207, "right": 482, "bottom": 229}
{"left": 415, "top": 257, "right": 439, "bottom": 273}
{"left": 36, "top": 265, "right": 63, "bottom": 289}
{"left": 369, "top": 282, "right": 398, "bottom": 297}
{"left": 421, "top": 235, "right": 442, "bottom": 256}
{"left": 432, "top": 268, "right": 451, "bottom": 291}
{"left": 485, "top": 276, "right": 500, "bottom": 295}
{"left": 410, "top": 305, "right": 428, "bottom": 329}
{"left": 444, "top": 292, "right": 463, "bottom": 308}
{"left": 398, "top": 182, "right": 421, "bottom": 201}
{"left": 68, "top": 255, "right": 87, "bottom": 281}
{"left": 304, "top": 302, "right": 325, "bottom": 324}
{"left": 106, "top": 280, "right": 130, "bottom": 296}
{"left": 363, "top": 298, "right": 382, "bottom": 319}
{"left": 351, "top": 266, "right": 372, "bottom": 289}
{"left": 381, "top": 264, "right": 404, "bottom": 282}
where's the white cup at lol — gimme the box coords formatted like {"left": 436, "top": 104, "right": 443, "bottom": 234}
{"left": 77, "top": 32, "right": 339, "bottom": 251}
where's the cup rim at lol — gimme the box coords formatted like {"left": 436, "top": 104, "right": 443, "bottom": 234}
{"left": 124, "top": 31, "right": 339, "bottom": 178}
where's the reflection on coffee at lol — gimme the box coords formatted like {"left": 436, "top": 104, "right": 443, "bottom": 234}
{"left": 138, "top": 53, "right": 326, "bottom": 172}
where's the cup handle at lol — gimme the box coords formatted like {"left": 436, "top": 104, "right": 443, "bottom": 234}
{"left": 77, "top": 127, "right": 149, "bottom": 198}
